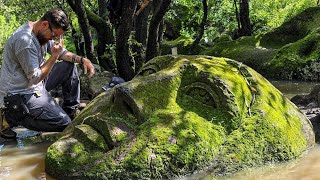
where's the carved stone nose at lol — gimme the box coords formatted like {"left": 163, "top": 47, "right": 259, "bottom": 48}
{"left": 113, "top": 86, "right": 144, "bottom": 123}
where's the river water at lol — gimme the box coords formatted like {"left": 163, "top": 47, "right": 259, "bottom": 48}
{"left": 0, "top": 81, "right": 319, "bottom": 180}
{"left": 0, "top": 129, "right": 54, "bottom": 180}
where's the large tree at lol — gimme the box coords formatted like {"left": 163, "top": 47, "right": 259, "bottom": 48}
{"left": 133, "top": 1, "right": 152, "bottom": 73}
{"left": 146, "top": 0, "right": 172, "bottom": 62}
{"left": 234, "top": 0, "right": 251, "bottom": 37}
{"left": 67, "top": 0, "right": 97, "bottom": 63}
{"left": 239, "top": 0, "right": 251, "bottom": 36}
{"left": 85, "top": 6, "right": 116, "bottom": 73}
{"left": 115, "top": 0, "right": 139, "bottom": 81}
{"left": 189, "top": 0, "right": 208, "bottom": 54}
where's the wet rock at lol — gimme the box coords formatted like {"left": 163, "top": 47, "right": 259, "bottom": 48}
{"left": 291, "top": 84, "right": 320, "bottom": 143}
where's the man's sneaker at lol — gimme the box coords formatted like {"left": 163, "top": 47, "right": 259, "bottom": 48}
{"left": 0, "top": 127, "right": 17, "bottom": 139}
{"left": 66, "top": 108, "right": 81, "bottom": 120}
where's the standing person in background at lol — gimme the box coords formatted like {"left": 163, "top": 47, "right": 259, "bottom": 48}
{"left": 0, "top": 8, "right": 95, "bottom": 139}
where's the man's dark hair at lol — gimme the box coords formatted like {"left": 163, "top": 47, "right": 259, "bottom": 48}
{"left": 40, "top": 8, "right": 70, "bottom": 31}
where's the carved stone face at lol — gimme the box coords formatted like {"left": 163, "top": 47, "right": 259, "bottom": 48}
{"left": 46, "top": 56, "right": 314, "bottom": 179}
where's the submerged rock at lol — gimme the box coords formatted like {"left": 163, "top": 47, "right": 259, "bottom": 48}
{"left": 45, "top": 55, "right": 314, "bottom": 179}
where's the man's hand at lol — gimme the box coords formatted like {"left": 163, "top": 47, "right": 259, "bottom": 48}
{"left": 40, "top": 36, "right": 65, "bottom": 82}
{"left": 51, "top": 35, "right": 64, "bottom": 59}
{"left": 82, "top": 58, "right": 95, "bottom": 79}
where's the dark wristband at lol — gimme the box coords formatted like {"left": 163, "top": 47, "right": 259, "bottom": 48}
{"left": 80, "top": 57, "right": 84, "bottom": 64}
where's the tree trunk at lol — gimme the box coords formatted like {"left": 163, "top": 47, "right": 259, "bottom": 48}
{"left": 189, "top": 0, "right": 208, "bottom": 54}
{"left": 158, "top": 20, "right": 164, "bottom": 46}
{"left": 239, "top": 0, "right": 251, "bottom": 36}
{"left": 79, "top": 35, "right": 85, "bottom": 57}
{"left": 234, "top": 0, "right": 241, "bottom": 37}
{"left": 67, "top": 0, "right": 97, "bottom": 63}
{"left": 116, "top": 0, "right": 138, "bottom": 81}
{"left": 85, "top": 6, "right": 116, "bottom": 73}
{"left": 98, "top": 0, "right": 107, "bottom": 19}
{"left": 70, "top": 21, "right": 83, "bottom": 56}
{"left": 146, "top": 0, "right": 172, "bottom": 62}
{"left": 133, "top": 2, "right": 151, "bottom": 73}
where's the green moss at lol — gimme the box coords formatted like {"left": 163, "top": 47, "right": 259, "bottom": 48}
{"left": 46, "top": 137, "right": 102, "bottom": 178}
{"left": 260, "top": 7, "right": 320, "bottom": 49}
{"left": 217, "top": 68, "right": 308, "bottom": 173}
{"left": 46, "top": 55, "right": 314, "bottom": 179}
{"left": 266, "top": 28, "right": 320, "bottom": 80}
{"left": 161, "top": 36, "right": 206, "bottom": 55}
{"left": 73, "top": 124, "right": 109, "bottom": 151}
{"left": 200, "top": 36, "right": 276, "bottom": 74}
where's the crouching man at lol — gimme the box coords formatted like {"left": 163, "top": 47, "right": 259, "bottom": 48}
{"left": 0, "top": 8, "right": 95, "bottom": 138}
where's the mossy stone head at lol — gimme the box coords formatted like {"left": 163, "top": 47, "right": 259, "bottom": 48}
{"left": 45, "top": 55, "right": 314, "bottom": 179}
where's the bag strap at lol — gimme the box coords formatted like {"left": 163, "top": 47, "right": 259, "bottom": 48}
{"left": 0, "top": 108, "right": 4, "bottom": 131}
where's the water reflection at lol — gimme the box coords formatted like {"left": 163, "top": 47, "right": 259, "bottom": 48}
{"left": 0, "top": 128, "right": 54, "bottom": 180}
{"left": 271, "top": 80, "right": 320, "bottom": 99}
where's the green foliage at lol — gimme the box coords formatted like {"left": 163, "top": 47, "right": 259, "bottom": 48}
{"left": 102, "top": 44, "right": 116, "bottom": 64}
{"left": 0, "top": 0, "right": 81, "bottom": 59}
{"left": 0, "top": 2, "right": 20, "bottom": 63}
{"left": 165, "top": 0, "right": 317, "bottom": 41}
{"left": 251, "top": 0, "right": 318, "bottom": 34}
{"left": 166, "top": 0, "right": 203, "bottom": 38}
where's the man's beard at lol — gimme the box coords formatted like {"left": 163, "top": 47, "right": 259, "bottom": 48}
{"left": 36, "top": 31, "right": 50, "bottom": 45}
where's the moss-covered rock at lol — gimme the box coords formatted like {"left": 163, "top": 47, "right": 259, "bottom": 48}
{"left": 260, "top": 7, "right": 320, "bottom": 49}
{"left": 45, "top": 55, "right": 314, "bottom": 179}
{"left": 80, "top": 69, "right": 114, "bottom": 99}
{"left": 200, "top": 7, "right": 320, "bottom": 80}
{"left": 161, "top": 36, "right": 205, "bottom": 55}
{"left": 200, "top": 35, "right": 276, "bottom": 73}
{"left": 266, "top": 28, "right": 320, "bottom": 80}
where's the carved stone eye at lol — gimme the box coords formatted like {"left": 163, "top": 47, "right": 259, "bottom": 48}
{"left": 182, "top": 82, "right": 218, "bottom": 108}
{"left": 138, "top": 64, "right": 160, "bottom": 76}
{"left": 141, "top": 68, "right": 157, "bottom": 76}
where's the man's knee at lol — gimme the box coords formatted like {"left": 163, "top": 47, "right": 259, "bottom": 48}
{"left": 53, "top": 115, "right": 71, "bottom": 132}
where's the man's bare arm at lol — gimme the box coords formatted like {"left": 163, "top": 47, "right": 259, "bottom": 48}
{"left": 60, "top": 52, "right": 95, "bottom": 79}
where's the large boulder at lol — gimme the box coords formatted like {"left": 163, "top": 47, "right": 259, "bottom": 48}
{"left": 200, "top": 35, "right": 276, "bottom": 73}
{"left": 266, "top": 28, "right": 320, "bottom": 80}
{"left": 45, "top": 55, "right": 314, "bottom": 179}
{"left": 260, "top": 7, "right": 320, "bottom": 49}
{"left": 200, "top": 7, "right": 320, "bottom": 81}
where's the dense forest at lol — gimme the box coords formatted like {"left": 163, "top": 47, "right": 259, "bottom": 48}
{"left": 0, "top": 0, "right": 317, "bottom": 81}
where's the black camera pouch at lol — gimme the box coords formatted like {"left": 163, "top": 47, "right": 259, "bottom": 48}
{"left": 4, "top": 94, "right": 29, "bottom": 115}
